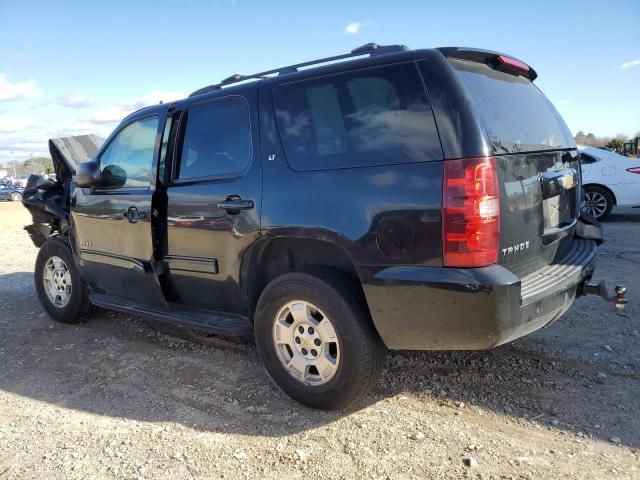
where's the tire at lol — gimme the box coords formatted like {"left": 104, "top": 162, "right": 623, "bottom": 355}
{"left": 34, "top": 238, "right": 92, "bottom": 324}
{"left": 254, "top": 269, "right": 386, "bottom": 410}
{"left": 582, "top": 186, "right": 613, "bottom": 220}
{"left": 10, "top": 192, "right": 22, "bottom": 201}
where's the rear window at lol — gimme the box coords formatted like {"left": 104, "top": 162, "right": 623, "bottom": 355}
{"left": 450, "top": 59, "right": 575, "bottom": 155}
{"left": 274, "top": 62, "right": 443, "bottom": 171}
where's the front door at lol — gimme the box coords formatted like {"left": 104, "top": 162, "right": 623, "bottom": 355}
{"left": 71, "top": 111, "right": 167, "bottom": 304}
{"left": 164, "top": 88, "right": 261, "bottom": 314}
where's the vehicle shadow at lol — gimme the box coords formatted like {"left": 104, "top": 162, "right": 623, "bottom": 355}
{"left": 1, "top": 271, "right": 638, "bottom": 448}
{"left": 606, "top": 207, "right": 640, "bottom": 223}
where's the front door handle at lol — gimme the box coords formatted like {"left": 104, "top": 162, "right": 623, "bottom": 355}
{"left": 218, "top": 197, "right": 254, "bottom": 214}
{"left": 124, "top": 207, "right": 147, "bottom": 223}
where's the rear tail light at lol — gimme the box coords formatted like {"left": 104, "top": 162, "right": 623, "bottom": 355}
{"left": 626, "top": 167, "right": 640, "bottom": 175}
{"left": 442, "top": 157, "right": 500, "bottom": 267}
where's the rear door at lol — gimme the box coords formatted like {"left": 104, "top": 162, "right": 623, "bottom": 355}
{"left": 447, "top": 58, "right": 579, "bottom": 278}
{"left": 163, "top": 87, "right": 261, "bottom": 314}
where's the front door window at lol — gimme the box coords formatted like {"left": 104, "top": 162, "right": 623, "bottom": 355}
{"left": 99, "top": 116, "right": 159, "bottom": 189}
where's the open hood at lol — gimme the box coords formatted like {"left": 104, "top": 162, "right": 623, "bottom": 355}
{"left": 48, "top": 134, "right": 105, "bottom": 182}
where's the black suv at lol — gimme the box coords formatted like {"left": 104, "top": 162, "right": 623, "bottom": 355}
{"left": 23, "top": 44, "right": 620, "bottom": 409}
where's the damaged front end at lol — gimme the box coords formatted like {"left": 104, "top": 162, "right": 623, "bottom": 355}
{"left": 22, "top": 134, "right": 104, "bottom": 247}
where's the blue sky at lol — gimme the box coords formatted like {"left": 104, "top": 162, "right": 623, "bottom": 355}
{"left": 1, "top": 0, "right": 639, "bottom": 164}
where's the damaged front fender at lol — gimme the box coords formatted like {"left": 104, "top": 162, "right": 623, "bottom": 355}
{"left": 22, "top": 174, "right": 70, "bottom": 247}
{"left": 21, "top": 134, "right": 104, "bottom": 248}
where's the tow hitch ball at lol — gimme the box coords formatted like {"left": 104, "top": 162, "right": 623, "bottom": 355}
{"left": 582, "top": 281, "right": 628, "bottom": 312}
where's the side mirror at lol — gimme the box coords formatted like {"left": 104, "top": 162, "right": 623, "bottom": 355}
{"left": 72, "top": 160, "right": 101, "bottom": 187}
{"left": 101, "top": 164, "right": 127, "bottom": 189}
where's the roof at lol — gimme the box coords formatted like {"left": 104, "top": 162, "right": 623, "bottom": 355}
{"left": 189, "top": 43, "right": 411, "bottom": 97}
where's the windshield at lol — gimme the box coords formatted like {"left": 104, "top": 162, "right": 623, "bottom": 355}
{"left": 450, "top": 59, "right": 575, "bottom": 155}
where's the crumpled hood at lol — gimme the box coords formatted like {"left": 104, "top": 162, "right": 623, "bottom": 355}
{"left": 48, "top": 134, "right": 105, "bottom": 182}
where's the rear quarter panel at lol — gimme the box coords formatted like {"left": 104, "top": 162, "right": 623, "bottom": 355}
{"left": 258, "top": 81, "right": 443, "bottom": 269}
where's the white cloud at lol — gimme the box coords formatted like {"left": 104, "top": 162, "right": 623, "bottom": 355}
{"left": 92, "top": 89, "right": 186, "bottom": 125}
{"left": 121, "top": 89, "right": 186, "bottom": 110}
{"left": 0, "top": 117, "right": 34, "bottom": 133}
{"left": 0, "top": 88, "right": 186, "bottom": 164}
{"left": 0, "top": 73, "right": 43, "bottom": 102}
{"left": 58, "top": 93, "right": 98, "bottom": 108}
{"left": 86, "top": 89, "right": 186, "bottom": 126}
{"left": 345, "top": 22, "right": 363, "bottom": 34}
{"left": 621, "top": 59, "right": 640, "bottom": 69}
{"left": 86, "top": 107, "right": 129, "bottom": 125}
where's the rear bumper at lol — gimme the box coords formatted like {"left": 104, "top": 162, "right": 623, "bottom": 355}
{"left": 359, "top": 238, "right": 597, "bottom": 350}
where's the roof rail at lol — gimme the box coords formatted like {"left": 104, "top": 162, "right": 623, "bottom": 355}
{"left": 189, "top": 43, "right": 409, "bottom": 97}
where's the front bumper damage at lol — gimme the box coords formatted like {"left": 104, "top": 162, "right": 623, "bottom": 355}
{"left": 21, "top": 134, "right": 104, "bottom": 247}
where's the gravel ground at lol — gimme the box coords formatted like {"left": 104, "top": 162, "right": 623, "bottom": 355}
{"left": 0, "top": 200, "right": 639, "bottom": 479}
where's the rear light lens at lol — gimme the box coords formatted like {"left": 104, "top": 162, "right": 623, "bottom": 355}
{"left": 442, "top": 157, "right": 500, "bottom": 267}
{"left": 626, "top": 167, "right": 640, "bottom": 175}
{"left": 496, "top": 55, "right": 529, "bottom": 72}
{"left": 493, "top": 55, "right": 532, "bottom": 77}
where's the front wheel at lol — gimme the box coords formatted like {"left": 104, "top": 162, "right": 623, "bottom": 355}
{"left": 582, "top": 186, "right": 613, "bottom": 220}
{"left": 10, "top": 192, "right": 22, "bottom": 201}
{"left": 254, "top": 269, "right": 386, "bottom": 410}
{"left": 34, "top": 239, "right": 92, "bottom": 323}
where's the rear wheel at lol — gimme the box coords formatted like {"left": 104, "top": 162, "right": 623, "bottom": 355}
{"left": 35, "top": 239, "right": 92, "bottom": 324}
{"left": 583, "top": 186, "right": 613, "bottom": 220}
{"left": 10, "top": 192, "right": 22, "bottom": 201}
{"left": 254, "top": 269, "right": 386, "bottom": 410}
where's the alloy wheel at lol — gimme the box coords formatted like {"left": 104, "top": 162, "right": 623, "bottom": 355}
{"left": 43, "top": 256, "right": 72, "bottom": 308}
{"left": 583, "top": 191, "right": 608, "bottom": 218}
{"left": 272, "top": 300, "right": 340, "bottom": 386}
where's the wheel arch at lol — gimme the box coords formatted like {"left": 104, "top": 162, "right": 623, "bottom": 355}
{"left": 583, "top": 183, "right": 617, "bottom": 205}
{"left": 240, "top": 235, "right": 365, "bottom": 318}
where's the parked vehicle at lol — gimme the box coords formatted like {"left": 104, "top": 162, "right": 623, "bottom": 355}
{"left": 0, "top": 184, "right": 24, "bottom": 201}
{"left": 12, "top": 178, "right": 29, "bottom": 188}
{"left": 579, "top": 146, "right": 640, "bottom": 219}
{"left": 22, "top": 44, "right": 625, "bottom": 409}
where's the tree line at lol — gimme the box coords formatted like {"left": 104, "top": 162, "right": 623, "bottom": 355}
{"left": 575, "top": 131, "right": 640, "bottom": 151}
{"left": 0, "top": 157, "right": 55, "bottom": 178}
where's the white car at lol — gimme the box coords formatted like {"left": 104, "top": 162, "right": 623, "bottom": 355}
{"left": 579, "top": 146, "right": 640, "bottom": 219}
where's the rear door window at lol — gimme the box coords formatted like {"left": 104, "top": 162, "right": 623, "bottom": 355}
{"left": 449, "top": 59, "right": 575, "bottom": 155}
{"left": 274, "top": 62, "right": 443, "bottom": 171}
{"left": 177, "top": 97, "right": 252, "bottom": 180}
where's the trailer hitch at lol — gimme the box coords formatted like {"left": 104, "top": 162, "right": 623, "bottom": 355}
{"left": 582, "top": 281, "right": 628, "bottom": 313}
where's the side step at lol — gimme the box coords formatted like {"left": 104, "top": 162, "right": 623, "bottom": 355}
{"left": 89, "top": 293, "right": 253, "bottom": 337}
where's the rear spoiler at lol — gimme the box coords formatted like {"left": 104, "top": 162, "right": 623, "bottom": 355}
{"left": 438, "top": 47, "right": 538, "bottom": 81}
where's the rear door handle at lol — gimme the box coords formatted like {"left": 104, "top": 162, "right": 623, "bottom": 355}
{"left": 218, "top": 197, "right": 254, "bottom": 213}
